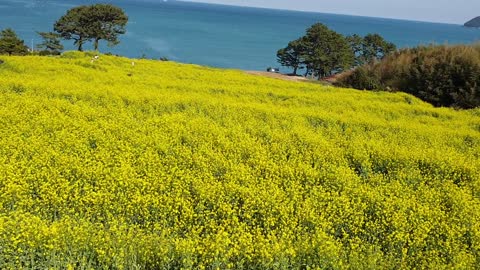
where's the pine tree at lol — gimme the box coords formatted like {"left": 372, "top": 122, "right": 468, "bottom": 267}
{"left": 0, "top": 28, "right": 28, "bottom": 56}
{"left": 276, "top": 38, "right": 307, "bottom": 76}
{"left": 302, "top": 23, "right": 353, "bottom": 79}
{"left": 54, "top": 4, "right": 128, "bottom": 52}
{"left": 36, "top": 32, "right": 64, "bottom": 55}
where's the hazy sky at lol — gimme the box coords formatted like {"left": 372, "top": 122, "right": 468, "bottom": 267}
{"left": 183, "top": 0, "right": 479, "bottom": 24}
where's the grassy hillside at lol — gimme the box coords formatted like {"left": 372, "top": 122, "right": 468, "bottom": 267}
{"left": 0, "top": 51, "right": 479, "bottom": 269}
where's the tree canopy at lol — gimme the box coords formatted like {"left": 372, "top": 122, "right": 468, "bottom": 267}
{"left": 54, "top": 6, "right": 90, "bottom": 51}
{"left": 346, "top": 33, "right": 396, "bottom": 65}
{"left": 0, "top": 28, "right": 28, "bottom": 56}
{"left": 346, "top": 34, "right": 365, "bottom": 66}
{"left": 87, "top": 4, "right": 128, "bottom": 50}
{"left": 276, "top": 38, "right": 306, "bottom": 76}
{"left": 54, "top": 4, "right": 128, "bottom": 51}
{"left": 360, "top": 34, "right": 396, "bottom": 64}
{"left": 303, "top": 23, "right": 353, "bottom": 78}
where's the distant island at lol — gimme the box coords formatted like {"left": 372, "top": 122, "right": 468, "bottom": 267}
{"left": 464, "top": 16, "right": 480, "bottom": 27}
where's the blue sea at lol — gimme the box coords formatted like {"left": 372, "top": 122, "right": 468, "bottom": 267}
{"left": 1, "top": 0, "right": 479, "bottom": 70}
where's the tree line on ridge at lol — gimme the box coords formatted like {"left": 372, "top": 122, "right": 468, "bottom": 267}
{"left": 276, "top": 23, "right": 396, "bottom": 79}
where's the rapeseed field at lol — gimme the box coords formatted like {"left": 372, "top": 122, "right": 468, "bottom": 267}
{"left": 0, "top": 51, "right": 479, "bottom": 269}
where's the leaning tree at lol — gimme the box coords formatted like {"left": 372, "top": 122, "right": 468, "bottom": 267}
{"left": 54, "top": 6, "right": 91, "bottom": 51}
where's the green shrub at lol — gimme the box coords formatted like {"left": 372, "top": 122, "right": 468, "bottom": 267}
{"left": 336, "top": 44, "right": 480, "bottom": 109}
{"left": 38, "top": 50, "right": 61, "bottom": 56}
{"left": 337, "top": 67, "right": 381, "bottom": 90}
{"left": 403, "top": 45, "right": 480, "bottom": 108}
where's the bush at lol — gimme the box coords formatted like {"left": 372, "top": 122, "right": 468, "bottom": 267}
{"left": 336, "top": 44, "right": 480, "bottom": 109}
{"left": 337, "top": 67, "right": 380, "bottom": 90}
{"left": 403, "top": 46, "right": 480, "bottom": 108}
{"left": 38, "top": 50, "right": 61, "bottom": 56}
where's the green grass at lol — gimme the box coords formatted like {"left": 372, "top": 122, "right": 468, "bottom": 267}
{"left": 0, "top": 51, "right": 479, "bottom": 269}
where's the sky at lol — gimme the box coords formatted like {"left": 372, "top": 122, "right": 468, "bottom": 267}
{"left": 183, "top": 0, "right": 480, "bottom": 24}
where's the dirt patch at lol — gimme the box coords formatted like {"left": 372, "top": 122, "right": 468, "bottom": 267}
{"left": 245, "top": 71, "right": 341, "bottom": 86}
{"left": 245, "top": 71, "right": 308, "bottom": 82}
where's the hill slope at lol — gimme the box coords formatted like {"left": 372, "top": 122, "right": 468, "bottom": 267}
{"left": 0, "top": 52, "right": 479, "bottom": 269}
{"left": 465, "top": 16, "right": 480, "bottom": 27}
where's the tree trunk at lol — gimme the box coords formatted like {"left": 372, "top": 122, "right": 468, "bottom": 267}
{"left": 317, "top": 70, "right": 323, "bottom": 81}
{"left": 293, "top": 66, "right": 298, "bottom": 76}
{"left": 94, "top": 38, "right": 100, "bottom": 51}
{"left": 77, "top": 38, "right": 83, "bottom": 52}
{"left": 318, "top": 70, "right": 326, "bottom": 81}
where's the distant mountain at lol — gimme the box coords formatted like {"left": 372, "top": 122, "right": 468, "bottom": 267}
{"left": 465, "top": 16, "right": 480, "bottom": 27}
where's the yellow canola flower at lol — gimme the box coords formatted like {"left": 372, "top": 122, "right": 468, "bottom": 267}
{"left": 0, "top": 52, "right": 478, "bottom": 269}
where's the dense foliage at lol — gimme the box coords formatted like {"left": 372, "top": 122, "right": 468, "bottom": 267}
{"left": 276, "top": 38, "right": 305, "bottom": 76}
{"left": 277, "top": 24, "right": 395, "bottom": 79}
{"left": 0, "top": 28, "right": 28, "bottom": 56}
{"left": 0, "top": 52, "right": 479, "bottom": 269}
{"left": 347, "top": 33, "right": 396, "bottom": 66}
{"left": 54, "top": 4, "right": 128, "bottom": 51}
{"left": 336, "top": 44, "right": 480, "bottom": 109}
{"left": 302, "top": 24, "right": 354, "bottom": 78}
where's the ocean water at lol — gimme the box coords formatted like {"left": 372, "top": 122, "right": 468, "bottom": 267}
{"left": 1, "top": 0, "right": 479, "bottom": 70}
